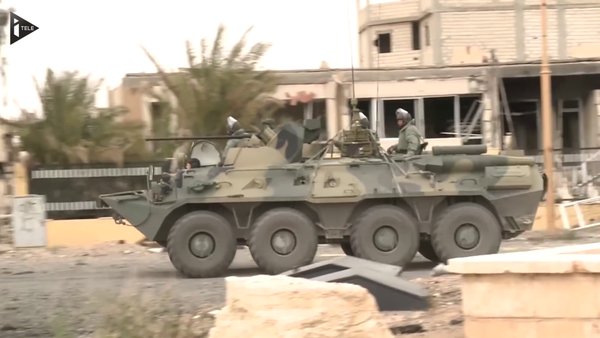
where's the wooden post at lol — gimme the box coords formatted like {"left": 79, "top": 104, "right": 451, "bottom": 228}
{"left": 12, "top": 155, "right": 28, "bottom": 196}
{"left": 540, "top": 0, "right": 557, "bottom": 231}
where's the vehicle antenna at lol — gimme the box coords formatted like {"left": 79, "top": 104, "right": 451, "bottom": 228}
{"left": 347, "top": 0, "right": 360, "bottom": 125}
{"left": 375, "top": 3, "right": 381, "bottom": 132}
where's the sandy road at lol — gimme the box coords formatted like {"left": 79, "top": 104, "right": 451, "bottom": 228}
{"left": 1, "top": 231, "right": 599, "bottom": 338}
{"left": 0, "top": 243, "right": 438, "bottom": 338}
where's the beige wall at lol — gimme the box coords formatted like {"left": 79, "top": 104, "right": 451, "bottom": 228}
{"left": 440, "top": 10, "right": 517, "bottom": 64}
{"left": 565, "top": 7, "right": 600, "bottom": 58}
{"left": 272, "top": 84, "right": 331, "bottom": 100}
{"left": 420, "top": 15, "right": 434, "bottom": 65}
{"left": 438, "top": 0, "right": 516, "bottom": 5}
{"left": 353, "top": 77, "right": 474, "bottom": 98}
{"left": 361, "top": 0, "right": 420, "bottom": 23}
{"left": 369, "top": 23, "right": 421, "bottom": 67}
{"left": 109, "top": 86, "right": 145, "bottom": 124}
{"left": 359, "top": 0, "right": 600, "bottom": 67}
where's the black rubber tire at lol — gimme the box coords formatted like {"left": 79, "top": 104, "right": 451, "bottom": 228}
{"left": 248, "top": 207, "right": 318, "bottom": 274}
{"left": 431, "top": 202, "right": 502, "bottom": 263}
{"left": 167, "top": 211, "right": 237, "bottom": 278}
{"left": 418, "top": 239, "right": 441, "bottom": 262}
{"left": 349, "top": 205, "right": 420, "bottom": 266}
{"left": 340, "top": 241, "right": 354, "bottom": 256}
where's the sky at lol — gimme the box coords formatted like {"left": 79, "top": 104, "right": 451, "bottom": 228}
{"left": 0, "top": 0, "right": 376, "bottom": 119}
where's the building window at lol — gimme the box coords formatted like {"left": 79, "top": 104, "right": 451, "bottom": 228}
{"left": 412, "top": 22, "right": 421, "bottom": 50}
{"left": 425, "top": 25, "right": 430, "bottom": 46}
{"left": 375, "top": 33, "right": 391, "bottom": 53}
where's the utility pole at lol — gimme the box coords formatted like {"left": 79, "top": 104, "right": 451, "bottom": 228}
{"left": 540, "top": 0, "right": 556, "bottom": 231}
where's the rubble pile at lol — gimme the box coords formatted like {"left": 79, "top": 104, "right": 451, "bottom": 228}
{"left": 208, "top": 274, "right": 395, "bottom": 338}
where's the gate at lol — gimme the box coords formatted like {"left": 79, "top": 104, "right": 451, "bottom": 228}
{"left": 28, "top": 162, "right": 163, "bottom": 219}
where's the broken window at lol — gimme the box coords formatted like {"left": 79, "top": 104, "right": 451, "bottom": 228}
{"left": 458, "top": 95, "right": 482, "bottom": 144}
{"left": 508, "top": 101, "right": 539, "bottom": 154}
{"left": 423, "top": 97, "right": 454, "bottom": 138}
{"left": 562, "top": 99, "right": 580, "bottom": 151}
{"left": 375, "top": 33, "right": 391, "bottom": 53}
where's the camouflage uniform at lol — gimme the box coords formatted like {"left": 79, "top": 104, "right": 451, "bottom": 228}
{"left": 223, "top": 128, "right": 248, "bottom": 155}
{"left": 395, "top": 119, "right": 422, "bottom": 155}
{"left": 392, "top": 108, "right": 424, "bottom": 156}
{"left": 223, "top": 116, "right": 243, "bottom": 155}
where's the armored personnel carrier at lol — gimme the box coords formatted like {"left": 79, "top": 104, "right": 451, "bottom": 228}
{"left": 98, "top": 110, "right": 546, "bottom": 278}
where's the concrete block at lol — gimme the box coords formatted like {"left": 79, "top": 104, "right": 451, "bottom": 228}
{"left": 447, "top": 242, "right": 600, "bottom": 338}
{"left": 209, "top": 275, "right": 395, "bottom": 338}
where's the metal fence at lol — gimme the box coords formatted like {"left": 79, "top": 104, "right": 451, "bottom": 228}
{"left": 18, "top": 148, "right": 600, "bottom": 219}
{"left": 27, "top": 162, "right": 163, "bottom": 219}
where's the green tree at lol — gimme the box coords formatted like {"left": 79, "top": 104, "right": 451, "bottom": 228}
{"left": 143, "top": 24, "right": 283, "bottom": 143}
{"left": 2, "top": 69, "right": 148, "bottom": 166}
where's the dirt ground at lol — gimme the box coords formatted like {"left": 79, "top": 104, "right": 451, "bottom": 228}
{"left": 1, "top": 230, "right": 599, "bottom": 338}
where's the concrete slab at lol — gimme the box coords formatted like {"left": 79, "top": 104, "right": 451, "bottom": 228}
{"left": 280, "top": 256, "right": 429, "bottom": 312}
{"left": 280, "top": 255, "right": 402, "bottom": 279}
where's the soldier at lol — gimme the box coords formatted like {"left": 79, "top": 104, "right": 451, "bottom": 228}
{"left": 185, "top": 157, "right": 201, "bottom": 169}
{"left": 358, "top": 112, "right": 379, "bottom": 141}
{"left": 387, "top": 108, "right": 425, "bottom": 156}
{"left": 223, "top": 116, "right": 246, "bottom": 155}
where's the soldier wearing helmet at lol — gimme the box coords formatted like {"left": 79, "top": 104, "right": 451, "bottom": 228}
{"left": 387, "top": 108, "right": 424, "bottom": 156}
{"left": 223, "top": 116, "right": 246, "bottom": 155}
{"left": 358, "top": 112, "right": 379, "bottom": 141}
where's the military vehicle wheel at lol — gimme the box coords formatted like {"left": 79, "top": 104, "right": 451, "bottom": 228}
{"left": 418, "top": 240, "right": 440, "bottom": 262}
{"left": 340, "top": 241, "right": 354, "bottom": 256}
{"left": 349, "top": 205, "right": 419, "bottom": 266}
{"left": 166, "top": 211, "right": 237, "bottom": 278}
{"left": 248, "top": 208, "right": 318, "bottom": 274}
{"left": 431, "top": 202, "right": 502, "bottom": 262}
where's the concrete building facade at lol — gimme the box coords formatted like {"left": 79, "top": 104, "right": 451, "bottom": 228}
{"left": 358, "top": 0, "right": 600, "bottom": 68}
{"left": 351, "top": 0, "right": 600, "bottom": 189}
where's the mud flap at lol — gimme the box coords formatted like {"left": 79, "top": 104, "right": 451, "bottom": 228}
{"left": 279, "top": 256, "right": 430, "bottom": 311}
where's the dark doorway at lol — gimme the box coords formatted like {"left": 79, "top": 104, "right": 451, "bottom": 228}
{"left": 509, "top": 101, "right": 538, "bottom": 154}
{"left": 563, "top": 112, "right": 580, "bottom": 150}
{"left": 561, "top": 99, "right": 580, "bottom": 152}
{"left": 423, "top": 97, "right": 454, "bottom": 138}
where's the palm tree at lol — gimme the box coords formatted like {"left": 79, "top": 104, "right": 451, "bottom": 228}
{"left": 2, "top": 69, "right": 148, "bottom": 167}
{"left": 143, "top": 24, "right": 283, "bottom": 140}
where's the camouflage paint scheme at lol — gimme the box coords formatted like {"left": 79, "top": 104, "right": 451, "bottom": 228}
{"left": 99, "top": 117, "right": 547, "bottom": 278}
